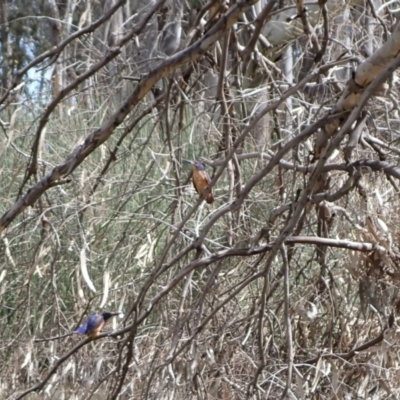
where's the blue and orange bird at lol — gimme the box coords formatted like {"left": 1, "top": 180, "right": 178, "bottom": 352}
{"left": 73, "top": 312, "right": 120, "bottom": 338}
{"left": 183, "top": 160, "right": 214, "bottom": 204}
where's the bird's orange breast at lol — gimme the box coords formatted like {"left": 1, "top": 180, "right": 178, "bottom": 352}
{"left": 192, "top": 168, "right": 213, "bottom": 204}
{"left": 88, "top": 321, "right": 105, "bottom": 338}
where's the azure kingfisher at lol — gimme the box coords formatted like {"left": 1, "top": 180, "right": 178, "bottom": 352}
{"left": 73, "top": 312, "right": 120, "bottom": 338}
{"left": 183, "top": 160, "right": 214, "bottom": 204}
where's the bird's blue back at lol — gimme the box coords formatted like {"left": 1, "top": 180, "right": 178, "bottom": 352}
{"left": 85, "top": 314, "right": 104, "bottom": 334}
{"left": 74, "top": 314, "right": 104, "bottom": 335}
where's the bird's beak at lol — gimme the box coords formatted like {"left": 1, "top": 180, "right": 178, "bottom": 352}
{"left": 182, "top": 159, "right": 193, "bottom": 165}
{"left": 111, "top": 312, "right": 121, "bottom": 316}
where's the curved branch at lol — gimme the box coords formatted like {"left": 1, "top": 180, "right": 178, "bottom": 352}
{"left": 16, "top": 336, "right": 99, "bottom": 400}
{"left": 0, "top": 0, "right": 260, "bottom": 234}
{"left": 26, "top": 0, "right": 167, "bottom": 178}
{"left": 302, "top": 318, "right": 394, "bottom": 365}
{"left": 0, "top": 0, "right": 128, "bottom": 110}
{"left": 19, "top": 232, "right": 386, "bottom": 397}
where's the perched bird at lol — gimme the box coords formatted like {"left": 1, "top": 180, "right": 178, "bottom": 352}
{"left": 183, "top": 160, "right": 214, "bottom": 204}
{"left": 73, "top": 312, "right": 120, "bottom": 338}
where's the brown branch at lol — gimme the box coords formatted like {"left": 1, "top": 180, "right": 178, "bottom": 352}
{"left": 297, "top": 0, "right": 321, "bottom": 55}
{"left": 140, "top": 268, "right": 264, "bottom": 394}
{"left": 15, "top": 335, "right": 104, "bottom": 399}
{"left": 90, "top": 91, "right": 167, "bottom": 196}
{"left": 193, "top": 109, "right": 346, "bottom": 249}
{"left": 0, "top": 0, "right": 128, "bottom": 110}
{"left": 311, "top": 171, "right": 360, "bottom": 203}
{"left": 366, "top": 0, "right": 389, "bottom": 42}
{"left": 314, "top": 0, "right": 329, "bottom": 63}
{"left": 344, "top": 111, "right": 369, "bottom": 162}
{"left": 285, "top": 236, "right": 383, "bottom": 252}
{"left": 352, "top": 159, "right": 400, "bottom": 179}
{"left": 20, "top": 233, "right": 385, "bottom": 397}
{"left": 241, "top": 0, "right": 277, "bottom": 72}
{"left": 314, "top": 23, "right": 400, "bottom": 159}
{"left": 280, "top": 244, "right": 294, "bottom": 399}
{"left": 48, "top": 178, "right": 72, "bottom": 188}
{"left": 302, "top": 316, "right": 394, "bottom": 365}
{"left": 125, "top": 15, "right": 355, "bottom": 324}
{"left": 0, "top": 0, "right": 261, "bottom": 235}
{"left": 125, "top": 235, "right": 382, "bottom": 329}
{"left": 25, "top": 0, "right": 167, "bottom": 180}
{"left": 220, "top": 153, "right": 400, "bottom": 182}
{"left": 34, "top": 333, "right": 72, "bottom": 342}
